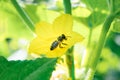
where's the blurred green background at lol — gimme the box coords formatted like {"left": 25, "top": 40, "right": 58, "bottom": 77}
{"left": 0, "top": 0, "right": 120, "bottom": 80}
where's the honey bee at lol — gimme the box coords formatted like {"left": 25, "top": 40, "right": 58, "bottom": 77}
{"left": 50, "top": 34, "right": 68, "bottom": 50}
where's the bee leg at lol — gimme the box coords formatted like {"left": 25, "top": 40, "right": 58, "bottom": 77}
{"left": 62, "top": 43, "right": 67, "bottom": 45}
{"left": 59, "top": 44, "right": 64, "bottom": 48}
{"left": 59, "top": 43, "right": 67, "bottom": 48}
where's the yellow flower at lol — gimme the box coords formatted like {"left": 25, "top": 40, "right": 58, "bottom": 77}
{"left": 28, "top": 14, "right": 84, "bottom": 58}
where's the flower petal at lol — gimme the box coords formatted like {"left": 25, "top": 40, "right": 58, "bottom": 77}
{"left": 46, "top": 45, "right": 69, "bottom": 58}
{"left": 66, "top": 32, "right": 84, "bottom": 46}
{"left": 29, "top": 37, "right": 70, "bottom": 58}
{"left": 46, "top": 32, "right": 84, "bottom": 58}
{"left": 29, "top": 14, "right": 84, "bottom": 58}
{"left": 53, "top": 14, "right": 73, "bottom": 34}
{"left": 28, "top": 37, "right": 50, "bottom": 55}
{"left": 35, "top": 22, "right": 56, "bottom": 38}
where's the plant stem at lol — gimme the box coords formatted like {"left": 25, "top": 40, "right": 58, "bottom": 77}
{"left": 87, "top": 13, "right": 116, "bottom": 80}
{"left": 66, "top": 46, "right": 75, "bottom": 80}
{"left": 90, "top": 13, "right": 115, "bottom": 69}
{"left": 85, "top": 68, "right": 95, "bottom": 80}
{"left": 107, "top": 0, "right": 115, "bottom": 13}
{"left": 87, "top": 28, "right": 93, "bottom": 47}
{"left": 10, "top": 0, "right": 35, "bottom": 32}
{"left": 63, "top": 0, "right": 72, "bottom": 14}
{"left": 84, "top": 0, "right": 120, "bottom": 79}
{"left": 63, "top": 0, "right": 75, "bottom": 80}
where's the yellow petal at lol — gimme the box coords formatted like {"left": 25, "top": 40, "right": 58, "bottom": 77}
{"left": 29, "top": 31, "right": 84, "bottom": 58}
{"left": 69, "top": 32, "right": 84, "bottom": 45}
{"left": 29, "top": 37, "right": 69, "bottom": 58}
{"left": 28, "top": 37, "right": 49, "bottom": 54}
{"left": 53, "top": 14, "right": 73, "bottom": 35}
{"left": 28, "top": 35, "right": 66, "bottom": 57}
{"left": 29, "top": 14, "right": 84, "bottom": 58}
{"left": 46, "top": 45, "right": 69, "bottom": 58}
{"left": 35, "top": 22, "right": 56, "bottom": 38}
{"left": 46, "top": 32, "right": 84, "bottom": 58}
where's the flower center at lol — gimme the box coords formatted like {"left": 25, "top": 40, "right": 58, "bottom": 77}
{"left": 50, "top": 34, "right": 68, "bottom": 50}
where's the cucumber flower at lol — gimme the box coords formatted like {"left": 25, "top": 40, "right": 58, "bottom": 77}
{"left": 28, "top": 14, "right": 84, "bottom": 58}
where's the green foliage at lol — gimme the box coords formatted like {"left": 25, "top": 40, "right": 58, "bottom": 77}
{"left": 0, "top": 40, "right": 9, "bottom": 57}
{"left": 76, "top": 11, "right": 107, "bottom": 28}
{"left": 36, "top": 5, "right": 60, "bottom": 23}
{"left": 112, "top": 19, "right": 120, "bottom": 33}
{"left": 0, "top": 56, "right": 57, "bottom": 80}
{"left": 1, "top": 0, "right": 120, "bottom": 80}
{"left": 79, "top": 0, "right": 108, "bottom": 29}
{"left": 105, "top": 31, "right": 120, "bottom": 57}
{"left": 81, "top": 0, "right": 108, "bottom": 11}
{"left": 108, "top": 0, "right": 120, "bottom": 12}
{"left": 23, "top": 5, "right": 40, "bottom": 24}
{"left": 0, "top": 0, "right": 33, "bottom": 39}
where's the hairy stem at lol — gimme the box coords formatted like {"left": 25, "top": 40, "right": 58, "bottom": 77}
{"left": 66, "top": 46, "right": 75, "bottom": 80}
{"left": 85, "top": 68, "right": 95, "bottom": 80}
{"left": 84, "top": 0, "right": 120, "bottom": 79}
{"left": 87, "top": 28, "right": 93, "bottom": 47}
{"left": 63, "top": 0, "right": 72, "bottom": 14}
{"left": 90, "top": 13, "right": 115, "bottom": 69}
{"left": 63, "top": 0, "right": 75, "bottom": 80}
{"left": 87, "top": 13, "right": 116, "bottom": 80}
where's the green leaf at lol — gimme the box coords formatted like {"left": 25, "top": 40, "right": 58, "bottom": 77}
{"left": 112, "top": 19, "right": 120, "bottom": 33}
{"left": 81, "top": 0, "right": 108, "bottom": 11}
{"left": 75, "top": 11, "right": 107, "bottom": 28}
{"left": 87, "top": 11, "right": 107, "bottom": 28}
{"left": 108, "top": 0, "right": 120, "bottom": 13}
{"left": 0, "top": 56, "right": 8, "bottom": 73}
{"left": 0, "top": 56, "right": 57, "bottom": 80}
{"left": 105, "top": 31, "right": 120, "bottom": 57}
